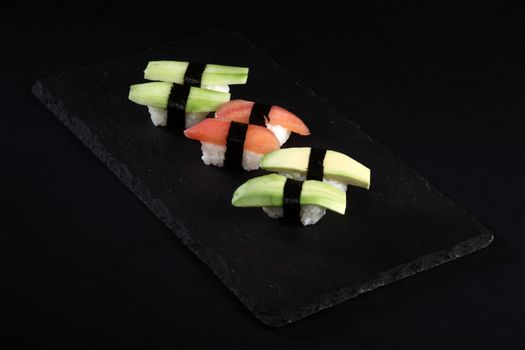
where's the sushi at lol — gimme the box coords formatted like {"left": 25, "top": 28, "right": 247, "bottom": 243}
{"left": 232, "top": 174, "right": 346, "bottom": 226}
{"left": 128, "top": 82, "right": 230, "bottom": 129}
{"left": 144, "top": 61, "right": 249, "bottom": 93}
{"left": 214, "top": 100, "right": 310, "bottom": 145}
{"left": 184, "top": 119, "right": 280, "bottom": 171}
{"left": 260, "top": 147, "right": 371, "bottom": 192}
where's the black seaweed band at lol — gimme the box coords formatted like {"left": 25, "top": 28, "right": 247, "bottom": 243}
{"left": 249, "top": 103, "right": 272, "bottom": 126}
{"left": 283, "top": 178, "right": 304, "bottom": 222}
{"left": 166, "top": 84, "right": 191, "bottom": 130}
{"left": 183, "top": 62, "right": 206, "bottom": 87}
{"left": 306, "top": 148, "right": 327, "bottom": 181}
{"left": 225, "top": 122, "right": 248, "bottom": 168}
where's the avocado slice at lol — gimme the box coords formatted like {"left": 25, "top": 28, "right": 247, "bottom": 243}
{"left": 260, "top": 147, "right": 370, "bottom": 190}
{"left": 232, "top": 174, "right": 346, "bottom": 214}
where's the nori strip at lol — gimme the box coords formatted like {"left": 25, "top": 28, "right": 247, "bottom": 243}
{"left": 183, "top": 62, "right": 207, "bottom": 87}
{"left": 166, "top": 84, "right": 191, "bottom": 130}
{"left": 282, "top": 178, "right": 304, "bottom": 222}
{"left": 249, "top": 103, "right": 271, "bottom": 126}
{"left": 225, "top": 121, "right": 248, "bottom": 169}
{"left": 306, "top": 148, "right": 327, "bottom": 181}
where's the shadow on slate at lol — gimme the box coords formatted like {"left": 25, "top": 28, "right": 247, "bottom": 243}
{"left": 32, "top": 29, "right": 493, "bottom": 327}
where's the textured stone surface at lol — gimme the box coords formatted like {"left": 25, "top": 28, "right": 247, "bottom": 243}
{"left": 32, "top": 29, "right": 493, "bottom": 327}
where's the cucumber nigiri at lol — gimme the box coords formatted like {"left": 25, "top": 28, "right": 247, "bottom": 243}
{"left": 128, "top": 82, "right": 230, "bottom": 129}
{"left": 144, "top": 61, "right": 249, "bottom": 93}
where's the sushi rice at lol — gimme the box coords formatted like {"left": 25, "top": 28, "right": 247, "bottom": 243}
{"left": 266, "top": 123, "right": 291, "bottom": 146}
{"left": 201, "top": 142, "right": 262, "bottom": 171}
{"left": 277, "top": 171, "right": 348, "bottom": 192}
{"left": 262, "top": 205, "right": 326, "bottom": 226}
{"left": 147, "top": 84, "right": 229, "bottom": 128}
{"left": 200, "top": 84, "right": 230, "bottom": 93}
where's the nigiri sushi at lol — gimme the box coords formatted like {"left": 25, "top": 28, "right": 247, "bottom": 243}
{"left": 214, "top": 100, "right": 310, "bottom": 145}
{"left": 232, "top": 174, "right": 346, "bottom": 226}
{"left": 128, "top": 82, "right": 230, "bottom": 129}
{"left": 260, "top": 147, "right": 371, "bottom": 192}
{"left": 144, "top": 61, "right": 249, "bottom": 93}
{"left": 184, "top": 119, "right": 280, "bottom": 171}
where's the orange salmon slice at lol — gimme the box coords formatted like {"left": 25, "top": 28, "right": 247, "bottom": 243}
{"left": 215, "top": 100, "right": 310, "bottom": 136}
{"left": 184, "top": 118, "right": 280, "bottom": 154}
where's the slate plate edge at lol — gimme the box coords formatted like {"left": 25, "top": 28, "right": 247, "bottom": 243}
{"left": 269, "top": 232, "right": 493, "bottom": 326}
{"left": 31, "top": 79, "right": 264, "bottom": 325}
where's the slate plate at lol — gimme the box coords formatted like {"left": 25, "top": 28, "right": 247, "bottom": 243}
{"left": 32, "top": 29, "right": 493, "bottom": 327}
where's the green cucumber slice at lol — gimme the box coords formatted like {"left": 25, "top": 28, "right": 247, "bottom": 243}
{"left": 260, "top": 147, "right": 371, "bottom": 190}
{"left": 144, "top": 61, "right": 249, "bottom": 86}
{"left": 232, "top": 174, "right": 346, "bottom": 215}
{"left": 128, "top": 82, "right": 231, "bottom": 112}
{"left": 185, "top": 86, "right": 231, "bottom": 112}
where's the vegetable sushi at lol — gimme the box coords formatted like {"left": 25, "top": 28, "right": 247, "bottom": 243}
{"left": 260, "top": 147, "right": 371, "bottom": 191}
{"left": 128, "top": 82, "right": 230, "bottom": 129}
{"left": 214, "top": 100, "right": 310, "bottom": 145}
{"left": 144, "top": 61, "right": 249, "bottom": 93}
{"left": 184, "top": 119, "right": 280, "bottom": 171}
{"left": 232, "top": 174, "right": 346, "bottom": 226}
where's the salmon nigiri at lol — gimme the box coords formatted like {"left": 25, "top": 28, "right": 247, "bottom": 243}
{"left": 184, "top": 118, "right": 280, "bottom": 171}
{"left": 214, "top": 100, "right": 310, "bottom": 145}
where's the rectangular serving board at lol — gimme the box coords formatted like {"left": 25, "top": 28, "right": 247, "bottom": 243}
{"left": 32, "top": 29, "right": 493, "bottom": 327}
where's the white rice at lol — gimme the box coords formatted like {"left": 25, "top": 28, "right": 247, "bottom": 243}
{"left": 148, "top": 106, "right": 167, "bottom": 126}
{"left": 185, "top": 112, "right": 208, "bottom": 128}
{"left": 200, "top": 142, "right": 262, "bottom": 171}
{"left": 262, "top": 205, "right": 327, "bottom": 226}
{"left": 201, "top": 143, "right": 226, "bottom": 167}
{"left": 324, "top": 178, "right": 348, "bottom": 192}
{"left": 147, "top": 107, "right": 209, "bottom": 129}
{"left": 200, "top": 84, "right": 230, "bottom": 93}
{"left": 242, "top": 151, "right": 263, "bottom": 171}
{"left": 278, "top": 172, "right": 348, "bottom": 192}
{"left": 267, "top": 123, "right": 291, "bottom": 145}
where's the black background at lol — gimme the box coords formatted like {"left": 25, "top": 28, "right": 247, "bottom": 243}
{"left": 1, "top": 1, "right": 524, "bottom": 348}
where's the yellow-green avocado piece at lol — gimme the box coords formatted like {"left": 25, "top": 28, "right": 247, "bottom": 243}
{"left": 232, "top": 174, "right": 346, "bottom": 215}
{"left": 260, "top": 147, "right": 370, "bottom": 190}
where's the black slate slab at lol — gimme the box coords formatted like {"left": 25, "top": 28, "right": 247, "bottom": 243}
{"left": 32, "top": 29, "right": 493, "bottom": 327}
